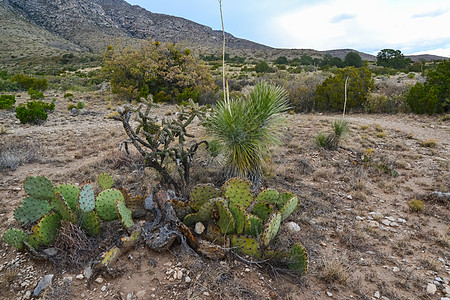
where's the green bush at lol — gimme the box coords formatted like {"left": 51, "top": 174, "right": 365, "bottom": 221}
{"left": 0, "top": 95, "right": 16, "bottom": 109}
{"left": 11, "top": 74, "right": 48, "bottom": 91}
{"left": 77, "top": 101, "right": 85, "bottom": 109}
{"left": 28, "top": 88, "right": 45, "bottom": 100}
{"left": 64, "top": 93, "right": 74, "bottom": 99}
{"left": 254, "top": 61, "right": 272, "bottom": 73}
{"left": 15, "top": 100, "right": 55, "bottom": 124}
{"left": 406, "top": 59, "right": 450, "bottom": 114}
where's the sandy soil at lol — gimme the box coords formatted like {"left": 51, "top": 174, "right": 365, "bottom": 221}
{"left": 0, "top": 91, "right": 449, "bottom": 300}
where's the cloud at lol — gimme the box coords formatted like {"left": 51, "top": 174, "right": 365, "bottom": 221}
{"left": 330, "top": 13, "right": 357, "bottom": 23}
{"left": 413, "top": 8, "right": 449, "bottom": 18}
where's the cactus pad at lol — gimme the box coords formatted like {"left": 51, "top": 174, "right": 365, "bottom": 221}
{"left": 34, "top": 213, "right": 62, "bottom": 246}
{"left": 52, "top": 192, "right": 75, "bottom": 222}
{"left": 184, "top": 197, "right": 224, "bottom": 226}
{"left": 277, "top": 192, "right": 296, "bottom": 210}
{"left": 215, "top": 201, "right": 236, "bottom": 234}
{"left": 171, "top": 199, "right": 193, "bottom": 220}
{"left": 280, "top": 195, "right": 299, "bottom": 221}
{"left": 95, "top": 189, "right": 124, "bottom": 221}
{"left": 3, "top": 228, "right": 28, "bottom": 250}
{"left": 245, "top": 213, "right": 263, "bottom": 237}
{"left": 222, "top": 177, "right": 253, "bottom": 209}
{"left": 14, "top": 196, "right": 52, "bottom": 224}
{"left": 98, "top": 173, "right": 114, "bottom": 190}
{"left": 189, "top": 184, "right": 220, "bottom": 210}
{"left": 261, "top": 212, "right": 281, "bottom": 247}
{"left": 229, "top": 204, "right": 250, "bottom": 234}
{"left": 55, "top": 184, "right": 79, "bottom": 212}
{"left": 255, "top": 188, "right": 279, "bottom": 205}
{"left": 288, "top": 242, "right": 309, "bottom": 275}
{"left": 230, "top": 235, "right": 261, "bottom": 258}
{"left": 24, "top": 176, "right": 54, "bottom": 200}
{"left": 116, "top": 199, "right": 134, "bottom": 230}
{"left": 79, "top": 184, "right": 95, "bottom": 213}
{"left": 77, "top": 210, "right": 100, "bottom": 236}
{"left": 251, "top": 201, "right": 274, "bottom": 222}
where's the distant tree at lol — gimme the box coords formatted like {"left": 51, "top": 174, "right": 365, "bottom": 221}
{"left": 300, "top": 55, "right": 313, "bottom": 65}
{"left": 275, "top": 56, "right": 289, "bottom": 65}
{"left": 315, "top": 66, "right": 374, "bottom": 111}
{"left": 406, "top": 59, "right": 450, "bottom": 114}
{"left": 254, "top": 61, "right": 272, "bottom": 73}
{"left": 376, "top": 49, "right": 409, "bottom": 69}
{"left": 344, "top": 52, "right": 363, "bottom": 67}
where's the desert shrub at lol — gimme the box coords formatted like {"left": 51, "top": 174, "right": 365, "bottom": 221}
{"left": 11, "top": 74, "right": 48, "bottom": 91}
{"left": 76, "top": 101, "right": 85, "bottom": 109}
{"left": 409, "top": 199, "right": 424, "bottom": 212}
{"left": 363, "top": 93, "right": 409, "bottom": 114}
{"left": 103, "top": 41, "right": 215, "bottom": 102}
{"left": 64, "top": 93, "right": 74, "bottom": 99}
{"left": 206, "top": 82, "right": 290, "bottom": 184}
{"left": 254, "top": 61, "right": 272, "bottom": 73}
{"left": 315, "top": 67, "right": 373, "bottom": 112}
{"left": 406, "top": 59, "right": 450, "bottom": 114}
{"left": 15, "top": 100, "right": 55, "bottom": 124}
{"left": 28, "top": 88, "right": 45, "bottom": 100}
{"left": 344, "top": 52, "right": 363, "bottom": 67}
{"left": 315, "top": 119, "right": 349, "bottom": 149}
{"left": 0, "top": 94, "right": 16, "bottom": 109}
{"left": 67, "top": 103, "right": 77, "bottom": 110}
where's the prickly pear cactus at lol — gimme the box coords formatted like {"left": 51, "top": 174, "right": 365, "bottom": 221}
{"left": 280, "top": 195, "right": 299, "bottom": 222}
{"left": 288, "top": 242, "right": 309, "bottom": 275}
{"left": 251, "top": 201, "right": 273, "bottom": 222}
{"left": 14, "top": 196, "right": 52, "bottom": 224}
{"left": 222, "top": 177, "right": 253, "bottom": 209}
{"left": 189, "top": 184, "right": 220, "bottom": 210}
{"left": 95, "top": 189, "right": 124, "bottom": 221}
{"left": 277, "top": 192, "right": 297, "bottom": 210}
{"left": 184, "top": 198, "right": 224, "bottom": 226}
{"left": 24, "top": 176, "right": 54, "bottom": 200}
{"left": 78, "top": 210, "right": 100, "bottom": 236}
{"left": 229, "top": 204, "right": 250, "bottom": 234}
{"left": 3, "top": 228, "right": 28, "bottom": 250}
{"left": 261, "top": 212, "right": 281, "bottom": 247}
{"left": 245, "top": 213, "right": 263, "bottom": 237}
{"left": 55, "top": 184, "right": 79, "bottom": 212}
{"left": 79, "top": 184, "right": 95, "bottom": 213}
{"left": 98, "top": 173, "right": 114, "bottom": 190}
{"left": 215, "top": 201, "right": 236, "bottom": 234}
{"left": 255, "top": 188, "right": 279, "bottom": 205}
{"left": 171, "top": 199, "right": 193, "bottom": 220}
{"left": 230, "top": 235, "right": 261, "bottom": 258}
{"left": 52, "top": 192, "right": 75, "bottom": 222}
{"left": 34, "top": 213, "right": 62, "bottom": 246}
{"left": 116, "top": 199, "right": 134, "bottom": 230}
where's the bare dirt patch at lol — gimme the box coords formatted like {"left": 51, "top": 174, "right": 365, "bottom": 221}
{"left": 0, "top": 91, "right": 449, "bottom": 300}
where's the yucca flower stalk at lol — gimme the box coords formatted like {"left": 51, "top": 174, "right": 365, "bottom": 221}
{"left": 207, "top": 82, "right": 290, "bottom": 184}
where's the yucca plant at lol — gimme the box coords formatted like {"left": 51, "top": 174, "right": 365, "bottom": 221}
{"left": 206, "top": 82, "right": 290, "bottom": 184}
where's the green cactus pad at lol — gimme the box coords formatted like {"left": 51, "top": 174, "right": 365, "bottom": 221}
{"left": 229, "top": 204, "right": 250, "bottom": 234}
{"left": 189, "top": 184, "right": 220, "bottom": 211}
{"left": 171, "top": 199, "right": 193, "bottom": 220}
{"left": 98, "top": 173, "right": 114, "bottom": 190}
{"left": 277, "top": 192, "right": 297, "bottom": 210}
{"left": 52, "top": 192, "right": 75, "bottom": 222}
{"left": 3, "top": 228, "right": 28, "bottom": 250}
{"left": 116, "top": 199, "right": 134, "bottom": 230}
{"left": 288, "top": 242, "right": 309, "bottom": 275}
{"left": 35, "top": 213, "right": 62, "bottom": 246}
{"left": 95, "top": 189, "right": 124, "bottom": 221}
{"left": 230, "top": 235, "right": 261, "bottom": 258}
{"left": 222, "top": 177, "right": 253, "bottom": 209}
{"left": 55, "top": 184, "right": 79, "bottom": 212}
{"left": 184, "top": 197, "right": 225, "bottom": 226}
{"left": 77, "top": 210, "right": 100, "bottom": 236}
{"left": 14, "top": 196, "right": 52, "bottom": 224}
{"left": 215, "top": 201, "right": 236, "bottom": 234}
{"left": 23, "top": 176, "right": 54, "bottom": 200}
{"left": 261, "top": 212, "right": 281, "bottom": 247}
{"left": 245, "top": 213, "right": 263, "bottom": 237}
{"left": 280, "top": 195, "right": 299, "bottom": 221}
{"left": 79, "top": 184, "right": 95, "bottom": 213}
{"left": 255, "top": 188, "right": 279, "bottom": 205}
{"left": 251, "top": 201, "right": 274, "bottom": 222}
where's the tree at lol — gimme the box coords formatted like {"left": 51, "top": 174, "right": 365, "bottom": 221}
{"left": 254, "top": 61, "right": 272, "bottom": 73}
{"left": 103, "top": 41, "right": 215, "bottom": 102}
{"left": 406, "top": 59, "right": 450, "bottom": 114}
{"left": 315, "top": 67, "right": 374, "bottom": 111}
{"left": 275, "top": 56, "right": 289, "bottom": 65}
{"left": 376, "top": 49, "right": 409, "bottom": 69}
{"left": 344, "top": 52, "right": 363, "bottom": 67}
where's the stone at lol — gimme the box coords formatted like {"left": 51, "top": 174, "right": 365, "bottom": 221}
{"left": 326, "top": 291, "right": 333, "bottom": 297}
{"left": 356, "top": 216, "right": 365, "bottom": 221}
{"left": 101, "top": 285, "right": 107, "bottom": 292}
{"left": 427, "top": 283, "right": 437, "bottom": 295}
{"left": 374, "top": 291, "right": 380, "bottom": 298}
{"left": 136, "top": 290, "right": 146, "bottom": 298}
{"left": 397, "top": 218, "right": 406, "bottom": 223}
{"left": 194, "top": 222, "right": 205, "bottom": 235}
{"left": 126, "top": 293, "right": 133, "bottom": 300}
{"left": 24, "top": 291, "right": 31, "bottom": 300}
{"left": 347, "top": 195, "right": 353, "bottom": 200}
{"left": 185, "top": 276, "right": 191, "bottom": 283}
{"left": 285, "top": 221, "right": 301, "bottom": 232}
{"left": 95, "top": 277, "right": 104, "bottom": 283}
{"left": 33, "top": 274, "right": 54, "bottom": 297}
{"left": 385, "top": 216, "right": 396, "bottom": 222}
{"left": 392, "top": 267, "right": 399, "bottom": 272}
{"left": 368, "top": 221, "right": 379, "bottom": 228}
{"left": 381, "top": 219, "right": 391, "bottom": 226}
{"left": 442, "top": 284, "right": 450, "bottom": 294}
{"left": 369, "top": 211, "right": 383, "bottom": 220}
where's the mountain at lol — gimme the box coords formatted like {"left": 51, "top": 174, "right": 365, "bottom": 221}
{"left": 0, "top": 0, "right": 446, "bottom": 66}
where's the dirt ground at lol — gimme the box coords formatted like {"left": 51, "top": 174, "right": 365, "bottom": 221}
{"left": 0, "top": 91, "right": 449, "bottom": 300}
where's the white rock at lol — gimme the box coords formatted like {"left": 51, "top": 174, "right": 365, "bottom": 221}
{"left": 441, "top": 298, "right": 450, "bottom": 300}
{"left": 285, "top": 222, "right": 301, "bottom": 232}
{"left": 194, "top": 222, "right": 205, "bottom": 235}
{"left": 381, "top": 297, "right": 390, "bottom": 300}
{"left": 381, "top": 219, "right": 391, "bottom": 226}
{"left": 427, "top": 283, "right": 437, "bottom": 295}
{"left": 326, "top": 291, "right": 333, "bottom": 297}
{"left": 369, "top": 212, "right": 384, "bottom": 220}
{"left": 397, "top": 218, "right": 406, "bottom": 223}
{"left": 347, "top": 195, "right": 353, "bottom": 200}
{"left": 392, "top": 267, "right": 399, "bottom": 272}
{"left": 385, "top": 216, "right": 396, "bottom": 222}
{"left": 203, "top": 291, "right": 210, "bottom": 296}
{"left": 368, "top": 220, "right": 380, "bottom": 228}
{"left": 101, "top": 285, "right": 107, "bottom": 292}
{"left": 76, "top": 274, "right": 84, "bottom": 280}
{"left": 374, "top": 291, "right": 380, "bottom": 298}
{"left": 356, "top": 216, "right": 365, "bottom": 221}
{"left": 442, "top": 284, "right": 450, "bottom": 294}
{"left": 95, "top": 277, "right": 104, "bottom": 283}
{"left": 185, "top": 276, "right": 191, "bottom": 283}
{"left": 389, "top": 222, "right": 399, "bottom": 227}
{"left": 23, "top": 291, "right": 31, "bottom": 300}
{"left": 136, "top": 290, "right": 146, "bottom": 298}
{"left": 176, "top": 270, "right": 183, "bottom": 280}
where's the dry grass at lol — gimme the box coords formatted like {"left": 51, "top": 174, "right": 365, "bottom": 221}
{"left": 320, "top": 257, "right": 352, "bottom": 285}
{"left": 0, "top": 138, "right": 44, "bottom": 170}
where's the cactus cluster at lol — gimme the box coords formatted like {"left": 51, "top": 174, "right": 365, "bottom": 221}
{"left": 173, "top": 178, "right": 308, "bottom": 274}
{"left": 3, "top": 174, "right": 134, "bottom": 250}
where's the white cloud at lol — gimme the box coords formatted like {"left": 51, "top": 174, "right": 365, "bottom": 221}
{"left": 265, "top": 0, "right": 450, "bottom": 55}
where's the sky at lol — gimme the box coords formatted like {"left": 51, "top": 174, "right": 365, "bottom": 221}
{"left": 125, "top": 0, "right": 450, "bottom": 57}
